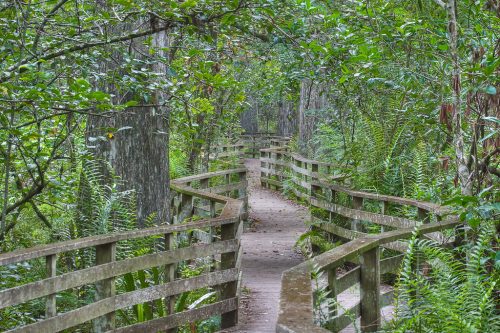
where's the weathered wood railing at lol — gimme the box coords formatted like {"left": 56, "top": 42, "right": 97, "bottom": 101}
{"left": 209, "top": 134, "right": 289, "bottom": 162}
{"left": 259, "top": 145, "right": 459, "bottom": 333}
{"left": 0, "top": 168, "right": 247, "bottom": 333}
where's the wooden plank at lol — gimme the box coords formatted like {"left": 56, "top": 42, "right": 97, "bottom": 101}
{"left": 0, "top": 218, "right": 238, "bottom": 266}
{"left": 5, "top": 270, "right": 239, "bottom": 333}
{"left": 336, "top": 266, "right": 360, "bottom": 294}
{"left": 259, "top": 157, "right": 287, "bottom": 166}
{"left": 0, "top": 240, "right": 239, "bottom": 309}
{"left": 277, "top": 268, "right": 329, "bottom": 333}
{"left": 291, "top": 163, "right": 312, "bottom": 177}
{"left": 108, "top": 298, "right": 238, "bottom": 333}
{"left": 313, "top": 181, "right": 448, "bottom": 214}
{"left": 259, "top": 167, "right": 287, "bottom": 178}
{"left": 360, "top": 247, "right": 380, "bottom": 332}
{"left": 259, "top": 177, "right": 282, "bottom": 188}
{"left": 220, "top": 220, "right": 239, "bottom": 328}
{"left": 317, "top": 220, "right": 364, "bottom": 240}
{"left": 315, "top": 218, "right": 410, "bottom": 253}
{"left": 93, "top": 243, "right": 116, "bottom": 332}
{"left": 310, "top": 197, "right": 418, "bottom": 229}
{"left": 203, "top": 181, "right": 247, "bottom": 195}
{"left": 380, "top": 254, "right": 404, "bottom": 275}
{"left": 45, "top": 254, "right": 57, "bottom": 318}
{"left": 172, "top": 168, "right": 247, "bottom": 184}
{"left": 330, "top": 302, "right": 360, "bottom": 332}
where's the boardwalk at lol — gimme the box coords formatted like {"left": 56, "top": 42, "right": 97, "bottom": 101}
{"left": 220, "top": 158, "right": 309, "bottom": 332}
{"left": 221, "top": 158, "right": 394, "bottom": 333}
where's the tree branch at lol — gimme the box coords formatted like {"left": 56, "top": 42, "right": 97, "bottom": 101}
{"left": 433, "top": 0, "right": 447, "bottom": 9}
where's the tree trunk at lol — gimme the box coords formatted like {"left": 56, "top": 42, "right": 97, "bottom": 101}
{"left": 298, "top": 79, "right": 329, "bottom": 156}
{"left": 240, "top": 107, "right": 258, "bottom": 134}
{"left": 447, "top": 0, "right": 472, "bottom": 196}
{"left": 85, "top": 19, "right": 171, "bottom": 227}
{"left": 86, "top": 108, "right": 169, "bottom": 227}
{"left": 277, "top": 98, "right": 297, "bottom": 137}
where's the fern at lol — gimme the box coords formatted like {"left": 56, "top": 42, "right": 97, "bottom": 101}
{"left": 388, "top": 223, "right": 499, "bottom": 332}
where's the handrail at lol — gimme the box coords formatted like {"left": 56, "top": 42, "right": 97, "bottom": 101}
{"left": 258, "top": 142, "right": 459, "bottom": 333}
{"left": 0, "top": 168, "right": 247, "bottom": 333}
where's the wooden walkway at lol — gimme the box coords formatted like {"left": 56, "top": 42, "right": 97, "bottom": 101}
{"left": 221, "top": 159, "right": 395, "bottom": 333}
{"left": 220, "top": 159, "right": 309, "bottom": 332}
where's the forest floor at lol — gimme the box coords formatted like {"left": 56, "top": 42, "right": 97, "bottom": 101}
{"left": 219, "top": 159, "right": 394, "bottom": 332}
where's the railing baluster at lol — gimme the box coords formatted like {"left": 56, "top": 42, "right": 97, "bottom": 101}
{"left": 351, "top": 196, "right": 364, "bottom": 232}
{"left": 164, "top": 232, "right": 177, "bottom": 333}
{"left": 239, "top": 171, "right": 248, "bottom": 221}
{"left": 45, "top": 254, "right": 57, "bottom": 318}
{"left": 381, "top": 201, "right": 389, "bottom": 232}
{"left": 360, "top": 246, "right": 380, "bottom": 332}
{"left": 220, "top": 219, "right": 239, "bottom": 328}
{"left": 327, "top": 267, "right": 338, "bottom": 317}
{"left": 93, "top": 242, "right": 116, "bottom": 332}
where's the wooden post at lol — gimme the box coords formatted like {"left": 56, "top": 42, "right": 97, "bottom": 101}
{"left": 178, "top": 193, "right": 193, "bottom": 223}
{"left": 93, "top": 242, "right": 116, "bottom": 332}
{"left": 277, "top": 152, "right": 283, "bottom": 182}
{"left": 267, "top": 151, "right": 272, "bottom": 189}
{"left": 360, "top": 247, "right": 380, "bottom": 332}
{"left": 260, "top": 150, "right": 266, "bottom": 187}
{"left": 380, "top": 201, "right": 389, "bottom": 233}
{"left": 164, "top": 233, "right": 177, "bottom": 333}
{"left": 303, "top": 162, "right": 308, "bottom": 184}
{"left": 311, "top": 163, "right": 318, "bottom": 180}
{"left": 351, "top": 196, "right": 363, "bottom": 232}
{"left": 239, "top": 171, "right": 248, "bottom": 221}
{"left": 311, "top": 163, "right": 319, "bottom": 198}
{"left": 220, "top": 220, "right": 239, "bottom": 328}
{"left": 45, "top": 254, "right": 57, "bottom": 318}
{"left": 327, "top": 268, "right": 337, "bottom": 316}
{"left": 210, "top": 200, "right": 216, "bottom": 218}
{"left": 269, "top": 151, "right": 276, "bottom": 190}
{"left": 252, "top": 137, "right": 256, "bottom": 158}
{"left": 296, "top": 160, "right": 302, "bottom": 191}
{"left": 200, "top": 178, "right": 209, "bottom": 217}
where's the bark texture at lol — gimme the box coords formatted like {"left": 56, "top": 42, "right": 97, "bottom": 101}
{"left": 86, "top": 108, "right": 169, "bottom": 227}
{"left": 277, "top": 99, "right": 297, "bottom": 137}
{"left": 240, "top": 107, "right": 259, "bottom": 134}
{"left": 85, "top": 19, "right": 170, "bottom": 227}
{"left": 447, "top": 0, "right": 472, "bottom": 196}
{"left": 298, "top": 79, "right": 329, "bottom": 156}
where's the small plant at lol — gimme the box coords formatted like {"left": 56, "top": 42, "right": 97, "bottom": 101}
{"left": 388, "top": 222, "right": 499, "bottom": 332}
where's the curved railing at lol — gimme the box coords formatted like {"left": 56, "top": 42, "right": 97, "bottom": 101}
{"left": 259, "top": 145, "right": 459, "bottom": 333}
{"left": 208, "top": 134, "right": 290, "bottom": 161}
{"left": 0, "top": 168, "right": 247, "bottom": 332}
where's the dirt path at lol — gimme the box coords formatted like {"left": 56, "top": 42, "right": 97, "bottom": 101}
{"left": 220, "top": 159, "right": 309, "bottom": 333}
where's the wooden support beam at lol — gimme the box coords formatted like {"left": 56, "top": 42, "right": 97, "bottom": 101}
{"left": 93, "top": 242, "right": 116, "bottom": 333}
{"left": 238, "top": 171, "right": 248, "bottom": 221}
{"left": 220, "top": 220, "right": 239, "bottom": 328}
{"left": 164, "top": 233, "right": 177, "bottom": 333}
{"left": 381, "top": 201, "right": 389, "bottom": 232}
{"left": 351, "top": 196, "right": 364, "bottom": 232}
{"left": 360, "top": 246, "right": 380, "bottom": 332}
{"left": 45, "top": 254, "right": 57, "bottom": 318}
{"left": 327, "top": 268, "right": 337, "bottom": 316}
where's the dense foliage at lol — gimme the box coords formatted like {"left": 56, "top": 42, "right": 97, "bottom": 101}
{"left": 0, "top": 0, "right": 498, "bottom": 332}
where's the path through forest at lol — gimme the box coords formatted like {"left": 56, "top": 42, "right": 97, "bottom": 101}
{"left": 220, "top": 158, "right": 309, "bottom": 332}
{"left": 219, "top": 159, "right": 395, "bottom": 333}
